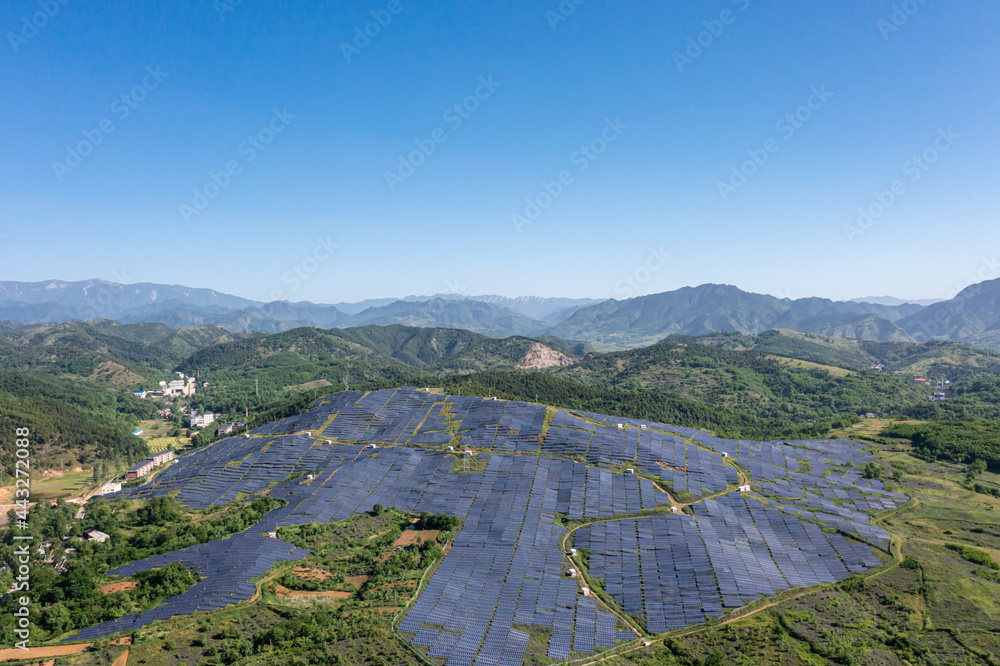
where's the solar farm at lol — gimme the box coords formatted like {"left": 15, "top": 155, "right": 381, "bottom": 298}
{"left": 71, "top": 387, "right": 908, "bottom": 664}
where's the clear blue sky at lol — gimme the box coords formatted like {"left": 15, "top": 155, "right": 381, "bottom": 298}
{"left": 2, "top": 0, "right": 998, "bottom": 304}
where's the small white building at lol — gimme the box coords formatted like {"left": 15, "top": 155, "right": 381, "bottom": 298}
{"left": 568, "top": 568, "right": 577, "bottom": 577}
{"left": 188, "top": 411, "right": 216, "bottom": 428}
{"left": 738, "top": 485, "right": 751, "bottom": 492}
{"left": 580, "top": 587, "right": 590, "bottom": 596}
{"left": 626, "top": 468, "right": 634, "bottom": 474}
{"left": 99, "top": 481, "right": 122, "bottom": 495}
{"left": 84, "top": 528, "right": 110, "bottom": 544}
{"left": 670, "top": 506, "right": 678, "bottom": 513}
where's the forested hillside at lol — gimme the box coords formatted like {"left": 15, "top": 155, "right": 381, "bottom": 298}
{"left": 670, "top": 329, "right": 1000, "bottom": 379}
{"left": 0, "top": 370, "right": 151, "bottom": 472}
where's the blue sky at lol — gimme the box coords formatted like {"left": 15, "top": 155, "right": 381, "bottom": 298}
{"left": 2, "top": 0, "right": 998, "bottom": 304}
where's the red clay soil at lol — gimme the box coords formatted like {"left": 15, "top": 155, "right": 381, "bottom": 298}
{"left": 291, "top": 567, "right": 334, "bottom": 581}
{"left": 100, "top": 581, "right": 138, "bottom": 595}
{"left": 275, "top": 584, "right": 351, "bottom": 599}
{"left": 393, "top": 530, "right": 439, "bottom": 547}
{"left": 0, "top": 645, "right": 90, "bottom": 661}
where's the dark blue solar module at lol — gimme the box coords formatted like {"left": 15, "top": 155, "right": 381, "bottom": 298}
{"left": 73, "top": 387, "right": 904, "bottom": 664}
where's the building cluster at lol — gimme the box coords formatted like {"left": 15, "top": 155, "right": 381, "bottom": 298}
{"left": 189, "top": 411, "right": 217, "bottom": 428}
{"left": 134, "top": 375, "right": 197, "bottom": 399}
{"left": 927, "top": 379, "right": 952, "bottom": 402}
{"left": 126, "top": 449, "right": 175, "bottom": 480}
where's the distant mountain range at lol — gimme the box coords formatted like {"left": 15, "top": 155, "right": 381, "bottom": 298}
{"left": 849, "top": 296, "right": 944, "bottom": 307}
{"left": 2, "top": 278, "right": 999, "bottom": 350}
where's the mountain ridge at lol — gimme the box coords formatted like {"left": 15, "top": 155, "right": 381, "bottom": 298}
{"left": 3, "top": 278, "right": 1000, "bottom": 351}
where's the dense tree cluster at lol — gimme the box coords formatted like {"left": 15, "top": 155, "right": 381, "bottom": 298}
{"left": 0, "top": 370, "right": 153, "bottom": 470}
{"left": 882, "top": 420, "right": 1000, "bottom": 472}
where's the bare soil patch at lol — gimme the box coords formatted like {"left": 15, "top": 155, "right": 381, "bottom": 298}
{"left": 275, "top": 584, "right": 351, "bottom": 599}
{"left": 517, "top": 342, "right": 577, "bottom": 370}
{"left": 291, "top": 566, "right": 334, "bottom": 582}
{"left": 346, "top": 575, "right": 369, "bottom": 587}
{"left": 0, "top": 644, "right": 90, "bottom": 661}
{"left": 100, "top": 581, "right": 138, "bottom": 595}
{"left": 285, "top": 379, "right": 333, "bottom": 392}
{"left": 393, "top": 529, "right": 439, "bottom": 547}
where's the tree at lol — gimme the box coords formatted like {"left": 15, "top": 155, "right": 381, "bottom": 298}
{"left": 967, "top": 459, "right": 988, "bottom": 482}
{"left": 704, "top": 649, "right": 727, "bottom": 666}
{"left": 862, "top": 462, "right": 882, "bottom": 480}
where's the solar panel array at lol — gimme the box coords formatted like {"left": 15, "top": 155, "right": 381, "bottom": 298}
{"left": 72, "top": 387, "right": 906, "bottom": 664}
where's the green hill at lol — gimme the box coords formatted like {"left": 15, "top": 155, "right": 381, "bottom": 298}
{"left": 549, "top": 338, "right": 931, "bottom": 421}
{"left": 2, "top": 320, "right": 245, "bottom": 371}
{"left": 0, "top": 369, "right": 152, "bottom": 472}
{"left": 670, "top": 329, "right": 1000, "bottom": 380}
{"left": 331, "top": 325, "right": 582, "bottom": 372}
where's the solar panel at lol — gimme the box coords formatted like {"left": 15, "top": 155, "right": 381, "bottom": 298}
{"left": 78, "top": 387, "right": 902, "bottom": 661}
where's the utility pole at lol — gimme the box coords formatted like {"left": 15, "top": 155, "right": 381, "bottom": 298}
{"left": 255, "top": 379, "right": 259, "bottom": 398}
